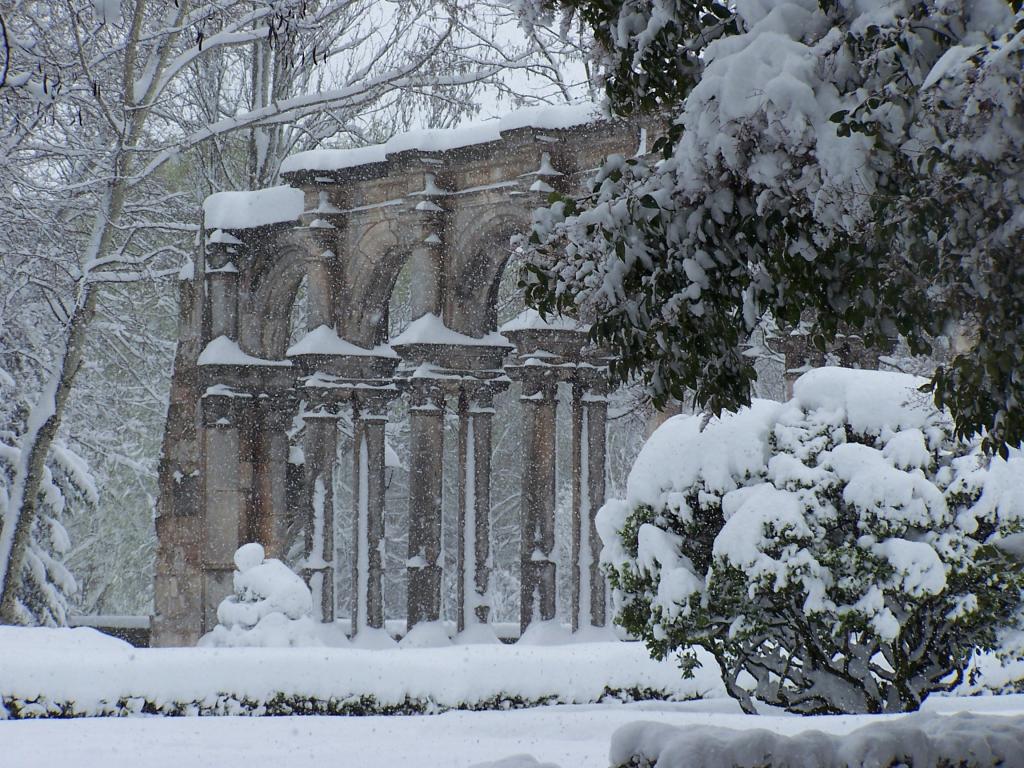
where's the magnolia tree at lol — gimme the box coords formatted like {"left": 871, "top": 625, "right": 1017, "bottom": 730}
{"left": 599, "top": 368, "right": 1024, "bottom": 715}
{"left": 520, "top": 0, "right": 1024, "bottom": 454}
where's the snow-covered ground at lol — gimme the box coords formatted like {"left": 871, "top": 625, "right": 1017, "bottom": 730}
{"left": 2, "top": 695, "right": 1024, "bottom": 768}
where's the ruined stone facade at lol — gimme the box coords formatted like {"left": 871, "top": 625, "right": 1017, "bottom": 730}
{"left": 153, "top": 109, "right": 642, "bottom": 646}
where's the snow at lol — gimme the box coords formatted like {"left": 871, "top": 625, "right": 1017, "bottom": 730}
{"left": 198, "top": 336, "right": 291, "bottom": 367}
{"left": 610, "top": 711, "right": 1024, "bottom": 768}
{"left": 286, "top": 325, "right": 398, "bottom": 358}
{"left": 618, "top": 398, "right": 781, "bottom": 510}
{"left": 3, "top": 693, "right": 1024, "bottom": 768}
{"left": 280, "top": 102, "right": 602, "bottom": 174}
{"left": 0, "top": 629, "right": 724, "bottom": 715}
{"left": 499, "top": 308, "right": 588, "bottom": 333}
{"left": 399, "top": 620, "right": 453, "bottom": 648}
{"left": 792, "top": 367, "right": 941, "bottom": 436}
{"left": 200, "top": 544, "right": 322, "bottom": 648}
{"left": 391, "top": 313, "right": 511, "bottom": 348}
{"left": 517, "top": 619, "right": 572, "bottom": 646}
{"left": 202, "top": 186, "right": 304, "bottom": 230}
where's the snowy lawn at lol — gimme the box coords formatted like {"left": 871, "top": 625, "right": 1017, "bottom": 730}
{"left": 2, "top": 695, "right": 1023, "bottom": 768}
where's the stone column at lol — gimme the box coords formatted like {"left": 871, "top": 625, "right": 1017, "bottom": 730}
{"left": 568, "top": 364, "right": 612, "bottom": 632}
{"left": 305, "top": 251, "right": 334, "bottom": 330}
{"left": 200, "top": 390, "right": 251, "bottom": 632}
{"left": 351, "top": 400, "right": 388, "bottom": 634}
{"left": 206, "top": 267, "right": 239, "bottom": 340}
{"left": 457, "top": 386, "right": 496, "bottom": 633}
{"left": 406, "top": 381, "right": 445, "bottom": 630}
{"left": 409, "top": 180, "right": 444, "bottom": 320}
{"left": 520, "top": 373, "right": 558, "bottom": 633}
{"left": 252, "top": 399, "right": 292, "bottom": 560}
{"left": 574, "top": 378, "right": 608, "bottom": 630}
{"left": 303, "top": 413, "right": 337, "bottom": 623}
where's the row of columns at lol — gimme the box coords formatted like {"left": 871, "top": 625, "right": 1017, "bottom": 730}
{"left": 516, "top": 365, "right": 608, "bottom": 633}
{"left": 199, "top": 233, "right": 609, "bottom": 637}
{"left": 301, "top": 390, "right": 397, "bottom": 636}
{"left": 291, "top": 363, "right": 609, "bottom": 638}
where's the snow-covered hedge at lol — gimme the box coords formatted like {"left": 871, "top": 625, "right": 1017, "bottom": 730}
{"left": 0, "top": 627, "right": 724, "bottom": 719}
{"left": 610, "top": 712, "right": 1024, "bottom": 768}
{"left": 600, "top": 367, "right": 1024, "bottom": 715}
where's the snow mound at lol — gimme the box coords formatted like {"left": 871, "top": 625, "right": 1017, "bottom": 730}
{"left": 499, "top": 308, "right": 588, "bottom": 333}
{"left": 198, "top": 336, "right": 291, "bottom": 367}
{"left": 201, "top": 544, "right": 322, "bottom": 648}
{"left": 286, "top": 325, "right": 397, "bottom": 358}
{"left": 399, "top": 620, "right": 452, "bottom": 648}
{"left": 390, "top": 313, "right": 510, "bottom": 348}
{"left": 610, "top": 712, "right": 1024, "bottom": 768}
{"left": 470, "top": 756, "right": 561, "bottom": 768}
{"left": 517, "top": 619, "right": 572, "bottom": 646}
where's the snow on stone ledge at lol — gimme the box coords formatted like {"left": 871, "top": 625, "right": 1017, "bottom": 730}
{"left": 198, "top": 336, "right": 291, "bottom": 367}
{"left": 609, "top": 712, "right": 1024, "bottom": 768}
{"left": 499, "top": 308, "right": 589, "bottom": 334}
{"left": 390, "top": 313, "right": 511, "bottom": 348}
{"left": 286, "top": 325, "right": 398, "bottom": 358}
{"left": 280, "top": 102, "right": 603, "bottom": 174}
{"left": 203, "top": 186, "right": 304, "bottom": 230}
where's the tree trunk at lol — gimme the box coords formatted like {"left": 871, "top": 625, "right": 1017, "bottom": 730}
{"left": 0, "top": 286, "right": 98, "bottom": 622}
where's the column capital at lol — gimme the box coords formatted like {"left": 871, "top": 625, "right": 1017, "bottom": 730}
{"left": 407, "top": 377, "right": 447, "bottom": 411}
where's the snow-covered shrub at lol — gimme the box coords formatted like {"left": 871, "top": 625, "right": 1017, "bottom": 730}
{"left": 200, "top": 543, "right": 323, "bottom": 647}
{"left": 610, "top": 712, "right": 1024, "bottom": 768}
{"left": 600, "top": 367, "right": 1024, "bottom": 715}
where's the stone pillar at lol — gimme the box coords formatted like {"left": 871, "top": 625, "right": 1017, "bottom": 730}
{"left": 581, "top": 382, "right": 602, "bottom": 626}
{"left": 206, "top": 268, "right": 239, "bottom": 340}
{"left": 303, "top": 413, "right": 337, "bottom": 623}
{"left": 407, "top": 381, "right": 445, "bottom": 630}
{"left": 305, "top": 252, "right": 334, "bottom": 330}
{"left": 252, "top": 399, "right": 292, "bottom": 560}
{"left": 409, "top": 183, "right": 444, "bottom": 320}
{"left": 200, "top": 390, "right": 251, "bottom": 632}
{"left": 457, "top": 386, "right": 496, "bottom": 633}
{"left": 520, "top": 374, "right": 558, "bottom": 632}
{"left": 351, "top": 400, "right": 388, "bottom": 634}
{"left": 578, "top": 382, "right": 608, "bottom": 629}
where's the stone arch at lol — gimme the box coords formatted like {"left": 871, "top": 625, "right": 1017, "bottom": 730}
{"left": 338, "top": 224, "right": 410, "bottom": 347}
{"left": 245, "top": 245, "right": 310, "bottom": 359}
{"left": 445, "top": 206, "right": 532, "bottom": 336}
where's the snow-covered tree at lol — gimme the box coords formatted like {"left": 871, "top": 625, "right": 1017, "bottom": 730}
{"left": 600, "top": 367, "right": 1024, "bottom": 715}
{"left": 520, "top": 0, "right": 1024, "bottom": 454}
{"left": 0, "top": 360, "right": 96, "bottom": 624}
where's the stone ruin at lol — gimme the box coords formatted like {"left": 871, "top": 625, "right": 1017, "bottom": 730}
{"left": 152, "top": 105, "right": 645, "bottom": 646}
